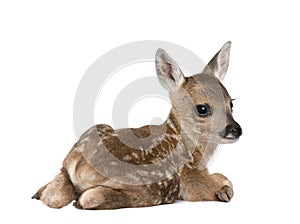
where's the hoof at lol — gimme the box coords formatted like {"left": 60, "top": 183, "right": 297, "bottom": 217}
{"left": 32, "top": 192, "right": 40, "bottom": 200}
{"left": 216, "top": 185, "right": 234, "bottom": 202}
{"left": 73, "top": 201, "right": 83, "bottom": 209}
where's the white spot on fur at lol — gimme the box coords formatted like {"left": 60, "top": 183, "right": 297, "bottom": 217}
{"left": 123, "top": 155, "right": 132, "bottom": 161}
{"left": 97, "top": 140, "right": 103, "bottom": 146}
{"left": 167, "top": 118, "right": 177, "bottom": 132}
{"left": 131, "top": 152, "right": 139, "bottom": 159}
{"left": 150, "top": 171, "right": 164, "bottom": 178}
{"left": 165, "top": 170, "right": 171, "bottom": 178}
{"left": 136, "top": 170, "right": 149, "bottom": 176}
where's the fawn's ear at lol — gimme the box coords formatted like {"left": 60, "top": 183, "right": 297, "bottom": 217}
{"left": 203, "top": 41, "right": 231, "bottom": 81}
{"left": 155, "top": 49, "right": 185, "bottom": 92}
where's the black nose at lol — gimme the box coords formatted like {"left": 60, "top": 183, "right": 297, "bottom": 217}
{"left": 224, "top": 123, "right": 242, "bottom": 139}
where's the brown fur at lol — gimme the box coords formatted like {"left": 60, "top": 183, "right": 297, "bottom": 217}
{"left": 32, "top": 42, "right": 241, "bottom": 209}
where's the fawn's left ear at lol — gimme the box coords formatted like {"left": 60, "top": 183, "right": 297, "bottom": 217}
{"left": 155, "top": 49, "right": 185, "bottom": 93}
{"left": 203, "top": 41, "right": 231, "bottom": 81}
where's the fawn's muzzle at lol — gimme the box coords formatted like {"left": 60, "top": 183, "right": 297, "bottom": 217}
{"left": 224, "top": 122, "right": 242, "bottom": 139}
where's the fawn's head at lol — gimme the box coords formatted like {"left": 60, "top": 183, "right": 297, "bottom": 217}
{"left": 155, "top": 42, "right": 242, "bottom": 145}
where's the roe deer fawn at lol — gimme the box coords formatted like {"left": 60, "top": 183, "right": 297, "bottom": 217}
{"left": 32, "top": 41, "right": 242, "bottom": 209}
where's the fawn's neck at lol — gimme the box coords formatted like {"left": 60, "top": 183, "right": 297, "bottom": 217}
{"left": 165, "top": 107, "right": 218, "bottom": 169}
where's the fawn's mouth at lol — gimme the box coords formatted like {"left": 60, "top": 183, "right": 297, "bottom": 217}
{"left": 219, "top": 130, "right": 241, "bottom": 144}
{"left": 221, "top": 133, "right": 240, "bottom": 144}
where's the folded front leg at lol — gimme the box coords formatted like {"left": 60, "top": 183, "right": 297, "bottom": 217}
{"left": 179, "top": 166, "right": 233, "bottom": 202}
{"left": 211, "top": 173, "right": 233, "bottom": 202}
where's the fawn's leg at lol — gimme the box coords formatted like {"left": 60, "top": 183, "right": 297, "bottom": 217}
{"left": 32, "top": 169, "right": 76, "bottom": 208}
{"left": 74, "top": 186, "right": 129, "bottom": 209}
{"left": 211, "top": 173, "right": 234, "bottom": 202}
{"left": 179, "top": 166, "right": 233, "bottom": 202}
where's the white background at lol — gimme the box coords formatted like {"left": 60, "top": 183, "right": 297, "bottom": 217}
{"left": 1, "top": 0, "right": 299, "bottom": 223}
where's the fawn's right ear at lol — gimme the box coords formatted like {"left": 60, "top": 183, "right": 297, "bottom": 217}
{"left": 155, "top": 49, "right": 185, "bottom": 93}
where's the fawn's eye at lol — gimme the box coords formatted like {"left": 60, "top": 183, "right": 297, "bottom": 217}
{"left": 196, "top": 104, "right": 211, "bottom": 117}
{"left": 230, "top": 101, "right": 233, "bottom": 109}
